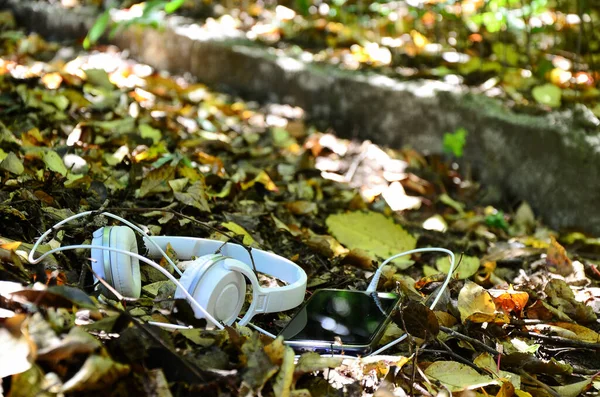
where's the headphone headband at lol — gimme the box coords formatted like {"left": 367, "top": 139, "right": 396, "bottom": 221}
{"left": 144, "top": 236, "right": 307, "bottom": 315}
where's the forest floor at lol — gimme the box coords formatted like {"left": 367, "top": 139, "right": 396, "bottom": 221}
{"left": 71, "top": 0, "right": 600, "bottom": 119}
{"left": 2, "top": 8, "right": 600, "bottom": 397}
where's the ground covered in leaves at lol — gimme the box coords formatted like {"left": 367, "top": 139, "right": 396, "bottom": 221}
{"left": 64, "top": 0, "right": 600, "bottom": 118}
{"left": 2, "top": 13, "right": 600, "bottom": 397}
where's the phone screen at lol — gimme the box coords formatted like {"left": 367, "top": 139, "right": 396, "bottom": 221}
{"left": 279, "top": 289, "right": 399, "bottom": 351}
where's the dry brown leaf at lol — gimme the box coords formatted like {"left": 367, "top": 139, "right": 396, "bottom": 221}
{"left": 546, "top": 237, "right": 572, "bottom": 276}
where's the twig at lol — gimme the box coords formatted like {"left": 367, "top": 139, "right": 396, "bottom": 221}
{"left": 410, "top": 344, "right": 419, "bottom": 397}
{"left": 515, "top": 331, "right": 600, "bottom": 349}
{"left": 436, "top": 340, "right": 483, "bottom": 373}
{"left": 397, "top": 372, "right": 434, "bottom": 397}
{"left": 439, "top": 326, "right": 500, "bottom": 356}
{"left": 86, "top": 264, "right": 124, "bottom": 302}
{"left": 509, "top": 318, "right": 545, "bottom": 325}
{"left": 519, "top": 370, "right": 561, "bottom": 397}
{"left": 344, "top": 141, "right": 370, "bottom": 183}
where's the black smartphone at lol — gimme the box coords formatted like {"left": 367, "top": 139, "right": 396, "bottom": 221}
{"left": 278, "top": 289, "right": 400, "bottom": 355}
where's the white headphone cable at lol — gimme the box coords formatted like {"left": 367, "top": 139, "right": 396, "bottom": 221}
{"left": 30, "top": 243, "right": 225, "bottom": 330}
{"left": 28, "top": 211, "right": 280, "bottom": 336}
{"left": 366, "top": 247, "right": 455, "bottom": 357}
{"left": 147, "top": 318, "right": 276, "bottom": 339}
{"left": 28, "top": 211, "right": 183, "bottom": 276}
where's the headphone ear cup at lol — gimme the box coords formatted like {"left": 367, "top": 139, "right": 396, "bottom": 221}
{"left": 175, "top": 255, "right": 246, "bottom": 325}
{"left": 110, "top": 226, "right": 141, "bottom": 298}
{"left": 91, "top": 228, "right": 107, "bottom": 283}
{"left": 91, "top": 226, "right": 141, "bottom": 298}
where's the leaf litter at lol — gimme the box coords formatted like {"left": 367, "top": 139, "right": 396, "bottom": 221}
{"left": 1, "top": 15, "right": 600, "bottom": 397}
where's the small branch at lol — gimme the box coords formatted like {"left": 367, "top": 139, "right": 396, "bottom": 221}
{"left": 519, "top": 370, "right": 561, "bottom": 397}
{"left": 515, "top": 331, "right": 600, "bottom": 349}
{"left": 440, "top": 326, "right": 500, "bottom": 356}
{"left": 436, "top": 340, "right": 483, "bottom": 373}
{"left": 397, "top": 372, "right": 434, "bottom": 397}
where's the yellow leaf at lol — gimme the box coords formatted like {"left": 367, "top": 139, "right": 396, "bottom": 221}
{"left": 326, "top": 211, "right": 416, "bottom": 268}
{"left": 458, "top": 281, "right": 496, "bottom": 323}
{"left": 272, "top": 344, "right": 295, "bottom": 397}
{"left": 241, "top": 171, "right": 278, "bottom": 192}
{"left": 548, "top": 322, "right": 600, "bottom": 343}
{"left": 411, "top": 30, "right": 429, "bottom": 49}
{"left": 221, "top": 222, "right": 256, "bottom": 246}
{"left": 0, "top": 241, "right": 22, "bottom": 251}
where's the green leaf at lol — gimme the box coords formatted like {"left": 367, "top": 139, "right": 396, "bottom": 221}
{"left": 552, "top": 379, "right": 594, "bottom": 397}
{"left": 139, "top": 124, "right": 162, "bottom": 144}
{"left": 0, "top": 152, "right": 24, "bottom": 175}
{"left": 532, "top": 83, "right": 562, "bottom": 108}
{"left": 43, "top": 150, "right": 68, "bottom": 176}
{"left": 492, "top": 42, "right": 520, "bottom": 66}
{"left": 436, "top": 254, "right": 480, "bottom": 279}
{"left": 424, "top": 361, "right": 496, "bottom": 392}
{"left": 84, "top": 9, "right": 111, "bottom": 50}
{"left": 485, "top": 210, "right": 509, "bottom": 230}
{"left": 164, "top": 0, "right": 185, "bottom": 14}
{"left": 47, "top": 286, "right": 97, "bottom": 309}
{"left": 221, "top": 222, "right": 255, "bottom": 246}
{"left": 60, "top": 355, "right": 130, "bottom": 393}
{"left": 326, "top": 211, "right": 416, "bottom": 268}
{"left": 295, "top": 0, "right": 311, "bottom": 16}
{"left": 443, "top": 128, "right": 468, "bottom": 158}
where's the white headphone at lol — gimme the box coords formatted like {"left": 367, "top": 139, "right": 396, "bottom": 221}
{"left": 29, "top": 211, "right": 307, "bottom": 328}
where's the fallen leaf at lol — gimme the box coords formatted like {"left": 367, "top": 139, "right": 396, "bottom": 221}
{"left": 496, "top": 381, "right": 516, "bottom": 397}
{"left": 489, "top": 286, "right": 529, "bottom": 316}
{"left": 272, "top": 344, "right": 296, "bottom": 397}
{"left": 547, "top": 322, "right": 600, "bottom": 343}
{"left": 1, "top": 241, "right": 22, "bottom": 251}
{"left": 424, "top": 361, "right": 496, "bottom": 392}
{"left": 140, "top": 124, "right": 162, "bottom": 144}
{"left": 392, "top": 300, "right": 439, "bottom": 339}
{"left": 37, "top": 326, "right": 101, "bottom": 361}
{"left": 43, "top": 150, "right": 68, "bottom": 176}
{"left": 382, "top": 181, "right": 421, "bottom": 211}
{"left": 264, "top": 336, "right": 286, "bottom": 365}
{"left": 457, "top": 281, "right": 496, "bottom": 323}
{"left": 242, "top": 333, "right": 278, "bottom": 390}
{"left": 241, "top": 170, "right": 278, "bottom": 192}
{"left": 545, "top": 278, "right": 597, "bottom": 323}
{"left": 546, "top": 236, "right": 572, "bottom": 276}
{"left": 60, "top": 355, "right": 130, "bottom": 392}
{"left": 295, "top": 352, "right": 343, "bottom": 375}
{"left": 326, "top": 211, "right": 416, "bottom": 268}
{"left": 532, "top": 84, "right": 562, "bottom": 108}
{"left": 552, "top": 378, "right": 594, "bottom": 397}
{"left": 221, "top": 221, "right": 256, "bottom": 246}
{"left": 474, "top": 352, "right": 521, "bottom": 388}
{"left": 436, "top": 254, "right": 480, "bottom": 279}
{"left": 0, "top": 315, "right": 32, "bottom": 378}
{"left": 286, "top": 201, "right": 318, "bottom": 215}
{"left": 173, "top": 181, "right": 211, "bottom": 212}
{"left": 0, "top": 152, "right": 24, "bottom": 175}
{"left": 140, "top": 165, "right": 176, "bottom": 198}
